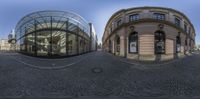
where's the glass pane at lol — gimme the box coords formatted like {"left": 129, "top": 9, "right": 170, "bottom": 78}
{"left": 36, "top": 31, "right": 51, "bottom": 56}
{"left": 26, "top": 33, "right": 35, "bottom": 54}
{"left": 20, "top": 37, "right": 25, "bottom": 51}
{"left": 68, "top": 33, "right": 77, "bottom": 55}
{"left": 129, "top": 32, "right": 138, "bottom": 53}
{"left": 155, "top": 32, "right": 165, "bottom": 54}
{"left": 78, "top": 37, "right": 84, "bottom": 53}
{"left": 52, "top": 31, "right": 66, "bottom": 56}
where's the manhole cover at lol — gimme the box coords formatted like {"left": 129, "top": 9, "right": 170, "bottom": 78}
{"left": 92, "top": 67, "right": 103, "bottom": 73}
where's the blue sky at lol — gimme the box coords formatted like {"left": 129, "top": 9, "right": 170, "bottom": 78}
{"left": 0, "top": 0, "right": 199, "bottom": 44}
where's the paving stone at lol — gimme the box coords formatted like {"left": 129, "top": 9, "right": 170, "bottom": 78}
{"left": 0, "top": 51, "right": 200, "bottom": 98}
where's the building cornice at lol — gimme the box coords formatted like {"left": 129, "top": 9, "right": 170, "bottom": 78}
{"left": 103, "top": 6, "right": 195, "bottom": 40}
{"left": 103, "top": 19, "right": 195, "bottom": 45}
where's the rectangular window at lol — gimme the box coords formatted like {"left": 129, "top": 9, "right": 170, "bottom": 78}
{"left": 175, "top": 18, "right": 181, "bottom": 27}
{"left": 129, "top": 14, "right": 139, "bottom": 21}
{"left": 117, "top": 19, "right": 122, "bottom": 27}
{"left": 153, "top": 13, "right": 165, "bottom": 20}
{"left": 184, "top": 23, "right": 187, "bottom": 33}
{"left": 109, "top": 27, "right": 112, "bottom": 33}
{"left": 185, "top": 39, "right": 188, "bottom": 46}
{"left": 188, "top": 27, "right": 191, "bottom": 34}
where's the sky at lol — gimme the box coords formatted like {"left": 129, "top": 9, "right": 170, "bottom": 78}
{"left": 0, "top": 0, "right": 199, "bottom": 44}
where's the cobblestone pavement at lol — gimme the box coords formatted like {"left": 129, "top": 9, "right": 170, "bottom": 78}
{"left": 0, "top": 51, "right": 200, "bottom": 98}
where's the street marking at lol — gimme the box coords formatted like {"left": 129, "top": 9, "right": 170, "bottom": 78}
{"left": 119, "top": 58, "right": 179, "bottom": 67}
{"left": 106, "top": 53, "right": 184, "bottom": 69}
{"left": 13, "top": 53, "right": 83, "bottom": 61}
{"left": 8, "top": 54, "right": 90, "bottom": 70}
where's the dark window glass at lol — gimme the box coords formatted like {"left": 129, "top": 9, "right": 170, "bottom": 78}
{"left": 110, "top": 27, "right": 112, "bottom": 33}
{"left": 153, "top": 13, "right": 165, "bottom": 20}
{"left": 155, "top": 31, "right": 165, "bottom": 54}
{"left": 184, "top": 24, "right": 187, "bottom": 32}
{"left": 129, "top": 32, "right": 138, "bottom": 53}
{"left": 185, "top": 39, "right": 188, "bottom": 46}
{"left": 175, "top": 18, "right": 181, "bottom": 27}
{"left": 109, "top": 40, "right": 112, "bottom": 53}
{"left": 188, "top": 27, "right": 191, "bottom": 34}
{"left": 176, "top": 35, "right": 181, "bottom": 53}
{"left": 116, "top": 37, "right": 120, "bottom": 45}
{"left": 116, "top": 36, "right": 120, "bottom": 52}
{"left": 129, "top": 14, "right": 139, "bottom": 21}
{"left": 117, "top": 20, "right": 122, "bottom": 27}
{"left": 20, "top": 37, "right": 25, "bottom": 51}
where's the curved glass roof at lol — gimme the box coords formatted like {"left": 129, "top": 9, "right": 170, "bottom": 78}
{"left": 15, "top": 10, "right": 90, "bottom": 39}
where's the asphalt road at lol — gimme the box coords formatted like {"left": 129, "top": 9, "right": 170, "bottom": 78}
{"left": 0, "top": 51, "right": 200, "bottom": 99}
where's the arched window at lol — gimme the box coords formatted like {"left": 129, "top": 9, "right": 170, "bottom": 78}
{"left": 129, "top": 32, "right": 138, "bottom": 53}
{"left": 176, "top": 35, "right": 181, "bottom": 53}
{"left": 116, "top": 37, "right": 120, "bottom": 45}
{"left": 116, "top": 35, "right": 120, "bottom": 52}
{"left": 185, "top": 39, "right": 188, "bottom": 52}
{"left": 185, "top": 39, "right": 187, "bottom": 46}
{"left": 155, "top": 31, "right": 165, "bottom": 54}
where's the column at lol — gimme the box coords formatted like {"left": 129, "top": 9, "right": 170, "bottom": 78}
{"left": 66, "top": 20, "right": 69, "bottom": 56}
{"left": 120, "top": 35, "right": 126, "bottom": 57}
{"left": 34, "top": 20, "right": 37, "bottom": 56}
{"left": 112, "top": 40, "right": 115, "bottom": 54}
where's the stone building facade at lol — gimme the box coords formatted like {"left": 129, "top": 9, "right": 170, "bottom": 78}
{"left": 102, "top": 7, "right": 196, "bottom": 61}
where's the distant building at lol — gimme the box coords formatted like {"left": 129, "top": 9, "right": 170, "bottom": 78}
{"left": 98, "top": 43, "right": 102, "bottom": 49}
{"left": 197, "top": 44, "right": 200, "bottom": 50}
{"left": 0, "top": 39, "right": 10, "bottom": 51}
{"left": 89, "top": 23, "right": 98, "bottom": 51}
{"left": 8, "top": 29, "right": 17, "bottom": 51}
{"left": 0, "top": 30, "right": 17, "bottom": 52}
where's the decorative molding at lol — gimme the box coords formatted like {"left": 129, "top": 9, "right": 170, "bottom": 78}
{"left": 129, "top": 25, "right": 135, "bottom": 32}
{"left": 158, "top": 24, "right": 164, "bottom": 30}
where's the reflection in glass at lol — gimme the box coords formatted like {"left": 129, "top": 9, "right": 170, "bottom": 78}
{"left": 36, "top": 31, "right": 50, "bottom": 56}
{"left": 68, "top": 33, "right": 77, "bottom": 55}
{"left": 176, "top": 35, "right": 181, "bottom": 53}
{"left": 129, "top": 32, "right": 138, "bottom": 53}
{"left": 116, "top": 36, "right": 120, "bottom": 52}
{"left": 26, "top": 33, "right": 35, "bottom": 54}
{"left": 155, "top": 31, "right": 165, "bottom": 54}
{"left": 16, "top": 11, "right": 91, "bottom": 57}
{"left": 52, "top": 31, "right": 66, "bottom": 56}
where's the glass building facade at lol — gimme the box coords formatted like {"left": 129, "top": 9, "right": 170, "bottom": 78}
{"left": 15, "top": 11, "right": 92, "bottom": 57}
